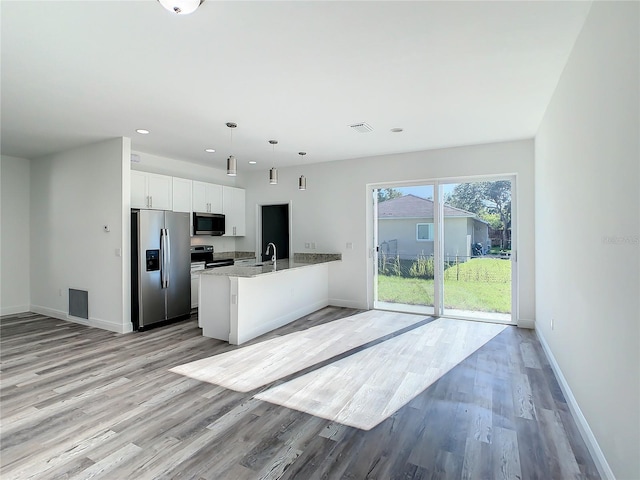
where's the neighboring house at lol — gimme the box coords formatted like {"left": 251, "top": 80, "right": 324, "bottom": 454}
{"left": 377, "top": 194, "right": 489, "bottom": 261}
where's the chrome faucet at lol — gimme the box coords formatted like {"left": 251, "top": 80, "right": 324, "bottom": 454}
{"left": 265, "top": 242, "right": 277, "bottom": 265}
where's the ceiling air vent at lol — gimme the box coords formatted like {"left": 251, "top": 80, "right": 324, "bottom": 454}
{"left": 349, "top": 122, "right": 373, "bottom": 133}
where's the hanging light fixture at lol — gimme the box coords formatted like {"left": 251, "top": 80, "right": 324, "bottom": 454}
{"left": 226, "top": 122, "right": 237, "bottom": 177}
{"left": 158, "top": 0, "right": 204, "bottom": 15}
{"left": 269, "top": 140, "right": 278, "bottom": 185}
{"left": 298, "top": 152, "right": 307, "bottom": 190}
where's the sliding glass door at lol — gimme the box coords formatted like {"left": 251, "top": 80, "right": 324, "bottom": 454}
{"left": 373, "top": 177, "right": 515, "bottom": 324}
{"left": 441, "top": 179, "right": 513, "bottom": 322}
{"left": 373, "top": 185, "right": 437, "bottom": 315}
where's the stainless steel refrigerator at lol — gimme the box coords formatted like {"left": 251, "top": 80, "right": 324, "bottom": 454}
{"left": 131, "top": 209, "right": 191, "bottom": 330}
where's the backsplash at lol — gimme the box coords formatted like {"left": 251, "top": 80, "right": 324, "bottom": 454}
{"left": 293, "top": 253, "right": 342, "bottom": 263}
{"left": 190, "top": 235, "right": 236, "bottom": 253}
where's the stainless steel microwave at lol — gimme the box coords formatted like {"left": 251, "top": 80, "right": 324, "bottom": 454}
{"left": 193, "top": 212, "right": 225, "bottom": 236}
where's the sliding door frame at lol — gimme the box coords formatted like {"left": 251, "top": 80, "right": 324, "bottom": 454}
{"left": 367, "top": 174, "right": 518, "bottom": 324}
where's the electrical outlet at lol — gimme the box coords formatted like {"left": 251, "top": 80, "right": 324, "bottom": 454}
{"left": 311, "top": 242, "right": 316, "bottom": 250}
{"left": 305, "top": 242, "right": 310, "bottom": 249}
{"left": 346, "top": 242, "right": 354, "bottom": 250}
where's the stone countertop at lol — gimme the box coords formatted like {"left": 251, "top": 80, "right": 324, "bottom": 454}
{"left": 199, "top": 254, "right": 341, "bottom": 278}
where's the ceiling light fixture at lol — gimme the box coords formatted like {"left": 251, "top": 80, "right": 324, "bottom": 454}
{"left": 249, "top": 161, "right": 257, "bottom": 165}
{"left": 158, "top": 0, "right": 204, "bottom": 15}
{"left": 136, "top": 129, "right": 150, "bottom": 135}
{"left": 390, "top": 127, "right": 404, "bottom": 133}
{"left": 226, "top": 122, "right": 237, "bottom": 177}
{"left": 298, "top": 152, "right": 307, "bottom": 190}
{"left": 205, "top": 148, "right": 215, "bottom": 153}
{"left": 269, "top": 140, "right": 278, "bottom": 185}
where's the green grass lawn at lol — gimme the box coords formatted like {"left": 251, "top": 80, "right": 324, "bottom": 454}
{"left": 378, "top": 258, "right": 511, "bottom": 313}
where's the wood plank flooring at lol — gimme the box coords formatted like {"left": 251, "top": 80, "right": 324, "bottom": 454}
{"left": 1, "top": 308, "right": 600, "bottom": 479}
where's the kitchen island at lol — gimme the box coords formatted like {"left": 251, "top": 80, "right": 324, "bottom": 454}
{"left": 198, "top": 254, "right": 341, "bottom": 345}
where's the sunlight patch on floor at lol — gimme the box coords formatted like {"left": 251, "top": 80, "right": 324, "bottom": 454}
{"left": 255, "top": 318, "right": 506, "bottom": 430}
{"left": 170, "top": 310, "right": 427, "bottom": 392}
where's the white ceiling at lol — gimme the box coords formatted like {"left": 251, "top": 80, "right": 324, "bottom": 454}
{"left": 1, "top": 0, "right": 592, "bottom": 172}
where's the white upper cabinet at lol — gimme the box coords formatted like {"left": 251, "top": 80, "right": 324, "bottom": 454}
{"left": 223, "top": 186, "right": 246, "bottom": 237}
{"left": 172, "top": 177, "right": 192, "bottom": 213}
{"left": 131, "top": 171, "right": 147, "bottom": 208}
{"left": 131, "top": 171, "right": 172, "bottom": 210}
{"left": 192, "top": 181, "right": 223, "bottom": 214}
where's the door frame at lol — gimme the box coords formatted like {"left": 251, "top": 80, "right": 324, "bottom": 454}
{"left": 367, "top": 174, "right": 518, "bottom": 324}
{"left": 255, "top": 201, "right": 293, "bottom": 260}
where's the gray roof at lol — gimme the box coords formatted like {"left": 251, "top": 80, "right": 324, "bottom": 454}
{"left": 378, "top": 194, "right": 479, "bottom": 219}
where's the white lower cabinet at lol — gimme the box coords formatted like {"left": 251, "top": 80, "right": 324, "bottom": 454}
{"left": 191, "top": 275, "right": 199, "bottom": 309}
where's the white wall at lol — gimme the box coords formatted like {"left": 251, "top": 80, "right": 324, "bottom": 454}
{"left": 237, "top": 139, "right": 535, "bottom": 324}
{"left": 131, "top": 150, "right": 235, "bottom": 185}
{"left": 1, "top": 155, "right": 31, "bottom": 315}
{"left": 30, "top": 138, "right": 131, "bottom": 333}
{"left": 535, "top": 2, "right": 639, "bottom": 478}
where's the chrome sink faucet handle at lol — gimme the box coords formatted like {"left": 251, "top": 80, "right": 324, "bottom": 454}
{"left": 265, "top": 243, "right": 277, "bottom": 264}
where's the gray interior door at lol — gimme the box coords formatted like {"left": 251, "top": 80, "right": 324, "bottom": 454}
{"left": 165, "top": 211, "right": 191, "bottom": 320}
{"left": 138, "top": 209, "right": 166, "bottom": 327}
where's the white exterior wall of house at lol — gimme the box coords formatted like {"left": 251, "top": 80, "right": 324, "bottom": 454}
{"left": 535, "top": 2, "right": 639, "bottom": 478}
{"left": 378, "top": 218, "right": 435, "bottom": 259}
{"left": 1, "top": 155, "right": 31, "bottom": 315}
{"left": 443, "top": 217, "right": 470, "bottom": 260}
{"left": 378, "top": 217, "right": 489, "bottom": 261}
{"left": 471, "top": 219, "right": 490, "bottom": 251}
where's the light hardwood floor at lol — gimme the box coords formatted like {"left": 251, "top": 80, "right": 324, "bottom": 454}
{"left": 1, "top": 308, "right": 600, "bottom": 479}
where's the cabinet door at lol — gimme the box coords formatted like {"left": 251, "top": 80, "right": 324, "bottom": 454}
{"left": 147, "top": 173, "right": 172, "bottom": 210}
{"left": 172, "top": 178, "right": 192, "bottom": 213}
{"left": 192, "top": 181, "right": 208, "bottom": 212}
{"left": 207, "top": 184, "right": 223, "bottom": 214}
{"left": 191, "top": 275, "right": 199, "bottom": 309}
{"left": 223, "top": 186, "right": 246, "bottom": 236}
{"left": 131, "top": 171, "right": 148, "bottom": 208}
{"left": 192, "top": 181, "right": 222, "bottom": 213}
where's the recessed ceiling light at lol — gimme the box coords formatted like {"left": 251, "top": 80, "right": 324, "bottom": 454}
{"left": 136, "top": 129, "right": 150, "bottom": 135}
{"left": 390, "top": 127, "right": 404, "bottom": 133}
{"left": 249, "top": 161, "right": 257, "bottom": 165}
{"left": 205, "top": 148, "right": 215, "bottom": 153}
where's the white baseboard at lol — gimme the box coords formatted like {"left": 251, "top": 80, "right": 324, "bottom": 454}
{"left": 31, "top": 305, "right": 132, "bottom": 334}
{"left": 0, "top": 305, "right": 31, "bottom": 316}
{"left": 31, "top": 305, "right": 73, "bottom": 322}
{"left": 535, "top": 328, "right": 615, "bottom": 480}
{"left": 328, "top": 298, "right": 367, "bottom": 309}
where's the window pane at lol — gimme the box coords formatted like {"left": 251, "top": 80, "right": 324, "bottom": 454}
{"left": 417, "top": 223, "right": 433, "bottom": 240}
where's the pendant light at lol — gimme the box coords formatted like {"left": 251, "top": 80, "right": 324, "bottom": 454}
{"left": 269, "top": 140, "right": 278, "bottom": 185}
{"left": 226, "top": 122, "right": 237, "bottom": 177}
{"left": 158, "top": 0, "right": 204, "bottom": 15}
{"left": 298, "top": 152, "right": 307, "bottom": 190}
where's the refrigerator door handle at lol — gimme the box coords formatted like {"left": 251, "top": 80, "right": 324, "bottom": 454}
{"left": 165, "top": 229, "right": 171, "bottom": 288}
{"left": 160, "top": 228, "right": 169, "bottom": 289}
